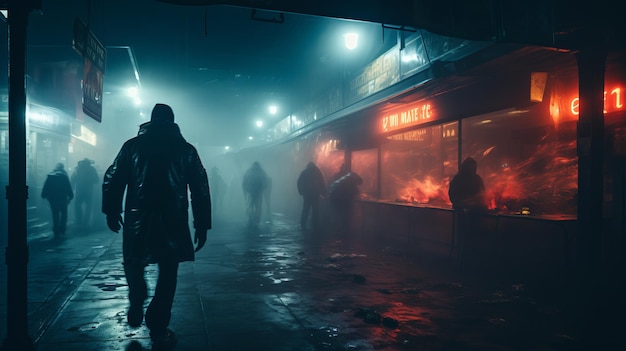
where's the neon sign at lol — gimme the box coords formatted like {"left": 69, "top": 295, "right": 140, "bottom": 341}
{"left": 380, "top": 101, "right": 433, "bottom": 133}
{"left": 570, "top": 86, "right": 624, "bottom": 115}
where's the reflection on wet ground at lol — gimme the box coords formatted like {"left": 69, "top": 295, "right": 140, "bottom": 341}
{"left": 1, "top": 216, "right": 579, "bottom": 350}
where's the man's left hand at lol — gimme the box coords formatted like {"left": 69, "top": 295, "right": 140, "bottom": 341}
{"left": 194, "top": 229, "right": 207, "bottom": 252}
{"left": 106, "top": 214, "right": 124, "bottom": 233}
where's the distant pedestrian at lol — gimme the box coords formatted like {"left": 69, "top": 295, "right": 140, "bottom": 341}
{"left": 209, "top": 166, "right": 227, "bottom": 218}
{"left": 297, "top": 161, "right": 326, "bottom": 231}
{"left": 328, "top": 171, "right": 362, "bottom": 234}
{"left": 71, "top": 158, "right": 99, "bottom": 227}
{"left": 242, "top": 161, "right": 269, "bottom": 228}
{"left": 102, "top": 103, "right": 212, "bottom": 348}
{"left": 41, "top": 163, "right": 74, "bottom": 239}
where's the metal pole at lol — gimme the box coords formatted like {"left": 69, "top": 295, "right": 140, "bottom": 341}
{"left": 1, "top": 1, "right": 37, "bottom": 350}
{"left": 575, "top": 47, "right": 606, "bottom": 349}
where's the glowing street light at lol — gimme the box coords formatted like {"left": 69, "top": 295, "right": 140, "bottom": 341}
{"left": 255, "top": 120, "right": 263, "bottom": 128}
{"left": 269, "top": 105, "right": 277, "bottom": 115}
{"left": 344, "top": 32, "right": 359, "bottom": 50}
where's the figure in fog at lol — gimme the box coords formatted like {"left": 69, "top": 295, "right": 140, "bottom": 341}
{"left": 242, "top": 161, "right": 269, "bottom": 228}
{"left": 102, "top": 103, "right": 212, "bottom": 348}
{"left": 71, "top": 158, "right": 99, "bottom": 227}
{"left": 448, "top": 157, "right": 487, "bottom": 262}
{"left": 209, "top": 167, "right": 227, "bottom": 218}
{"left": 297, "top": 161, "right": 326, "bottom": 231}
{"left": 41, "top": 163, "right": 74, "bottom": 239}
{"left": 328, "top": 171, "right": 362, "bottom": 234}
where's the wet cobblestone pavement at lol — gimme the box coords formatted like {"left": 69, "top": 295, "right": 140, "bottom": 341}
{"left": 1, "top": 215, "right": 583, "bottom": 350}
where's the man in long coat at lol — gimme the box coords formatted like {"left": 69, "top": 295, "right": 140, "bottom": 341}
{"left": 102, "top": 103, "right": 211, "bottom": 348}
{"left": 297, "top": 161, "right": 326, "bottom": 231}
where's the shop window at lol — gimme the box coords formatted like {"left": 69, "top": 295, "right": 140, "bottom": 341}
{"left": 380, "top": 122, "right": 458, "bottom": 207}
{"left": 351, "top": 148, "right": 378, "bottom": 199}
{"left": 462, "top": 107, "right": 578, "bottom": 215}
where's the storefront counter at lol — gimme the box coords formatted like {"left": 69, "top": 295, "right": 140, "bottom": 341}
{"left": 356, "top": 200, "right": 577, "bottom": 274}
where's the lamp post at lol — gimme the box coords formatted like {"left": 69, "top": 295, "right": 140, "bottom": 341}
{"left": 2, "top": 1, "right": 41, "bottom": 350}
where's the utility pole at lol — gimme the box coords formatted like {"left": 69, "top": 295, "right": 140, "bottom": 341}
{"left": 1, "top": 1, "right": 40, "bottom": 350}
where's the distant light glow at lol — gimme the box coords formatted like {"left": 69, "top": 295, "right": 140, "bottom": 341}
{"left": 255, "top": 120, "right": 263, "bottom": 128}
{"left": 344, "top": 33, "right": 359, "bottom": 50}
{"left": 269, "top": 105, "right": 277, "bottom": 114}
{"left": 127, "top": 86, "right": 138, "bottom": 97}
{"left": 224, "top": 146, "right": 230, "bottom": 150}
{"left": 248, "top": 136, "right": 253, "bottom": 140}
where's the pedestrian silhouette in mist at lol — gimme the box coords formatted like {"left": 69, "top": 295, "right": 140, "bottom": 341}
{"left": 448, "top": 157, "right": 487, "bottom": 262}
{"left": 209, "top": 166, "right": 227, "bottom": 218}
{"left": 242, "top": 161, "right": 269, "bottom": 228}
{"left": 297, "top": 161, "right": 326, "bottom": 231}
{"left": 328, "top": 171, "right": 362, "bottom": 234}
{"left": 102, "top": 103, "right": 212, "bottom": 348}
{"left": 41, "top": 162, "right": 73, "bottom": 240}
{"left": 71, "top": 157, "right": 98, "bottom": 227}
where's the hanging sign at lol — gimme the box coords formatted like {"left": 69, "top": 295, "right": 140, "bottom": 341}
{"left": 72, "top": 17, "right": 106, "bottom": 123}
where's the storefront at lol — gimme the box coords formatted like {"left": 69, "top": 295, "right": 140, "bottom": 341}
{"left": 301, "top": 46, "right": 625, "bottom": 274}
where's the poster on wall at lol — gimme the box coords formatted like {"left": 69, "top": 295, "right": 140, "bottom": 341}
{"left": 72, "top": 17, "right": 106, "bottom": 123}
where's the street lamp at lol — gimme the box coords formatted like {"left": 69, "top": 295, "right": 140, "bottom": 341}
{"left": 344, "top": 32, "right": 359, "bottom": 50}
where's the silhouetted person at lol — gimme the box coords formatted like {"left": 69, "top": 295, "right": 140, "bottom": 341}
{"left": 71, "top": 158, "right": 99, "bottom": 227}
{"left": 328, "top": 171, "right": 362, "bottom": 234}
{"left": 41, "top": 163, "right": 74, "bottom": 239}
{"left": 242, "top": 161, "right": 269, "bottom": 227}
{"left": 448, "top": 157, "right": 486, "bottom": 211}
{"left": 102, "top": 103, "right": 212, "bottom": 348}
{"left": 448, "top": 157, "right": 487, "bottom": 262}
{"left": 297, "top": 161, "right": 326, "bottom": 231}
{"left": 209, "top": 166, "right": 227, "bottom": 218}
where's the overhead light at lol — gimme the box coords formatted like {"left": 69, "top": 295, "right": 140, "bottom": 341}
{"left": 255, "top": 120, "right": 263, "bottom": 128}
{"left": 127, "top": 86, "right": 138, "bottom": 97}
{"left": 269, "top": 105, "right": 277, "bottom": 115}
{"left": 344, "top": 33, "right": 359, "bottom": 50}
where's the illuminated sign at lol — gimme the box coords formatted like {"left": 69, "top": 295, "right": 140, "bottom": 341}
{"left": 380, "top": 100, "right": 433, "bottom": 133}
{"left": 570, "top": 86, "right": 624, "bottom": 115}
{"left": 71, "top": 124, "right": 97, "bottom": 146}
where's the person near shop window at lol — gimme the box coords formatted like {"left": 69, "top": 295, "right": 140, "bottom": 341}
{"left": 41, "top": 162, "right": 74, "bottom": 240}
{"left": 71, "top": 157, "right": 99, "bottom": 228}
{"left": 242, "top": 161, "right": 270, "bottom": 228}
{"left": 448, "top": 157, "right": 487, "bottom": 211}
{"left": 448, "top": 157, "right": 487, "bottom": 262}
{"left": 102, "top": 103, "right": 212, "bottom": 348}
{"left": 297, "top": 161, "right": 327, "bottom": 231}
{"left": 328, "top": 171, "right": 363, "bottom": 234}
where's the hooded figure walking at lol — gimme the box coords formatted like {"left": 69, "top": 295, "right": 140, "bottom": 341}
{"left": 297, "top": 161, "right": 326, "bottom": 231}
{"left": 41, "top": 162, "right": 74, "bottom": 239}
{"left": 102, "top": 103, "right": 212, "bottom": 348}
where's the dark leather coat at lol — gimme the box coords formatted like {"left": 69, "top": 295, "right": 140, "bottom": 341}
{"left": 102, "top": 120, "right": 212, "bottom": 264}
